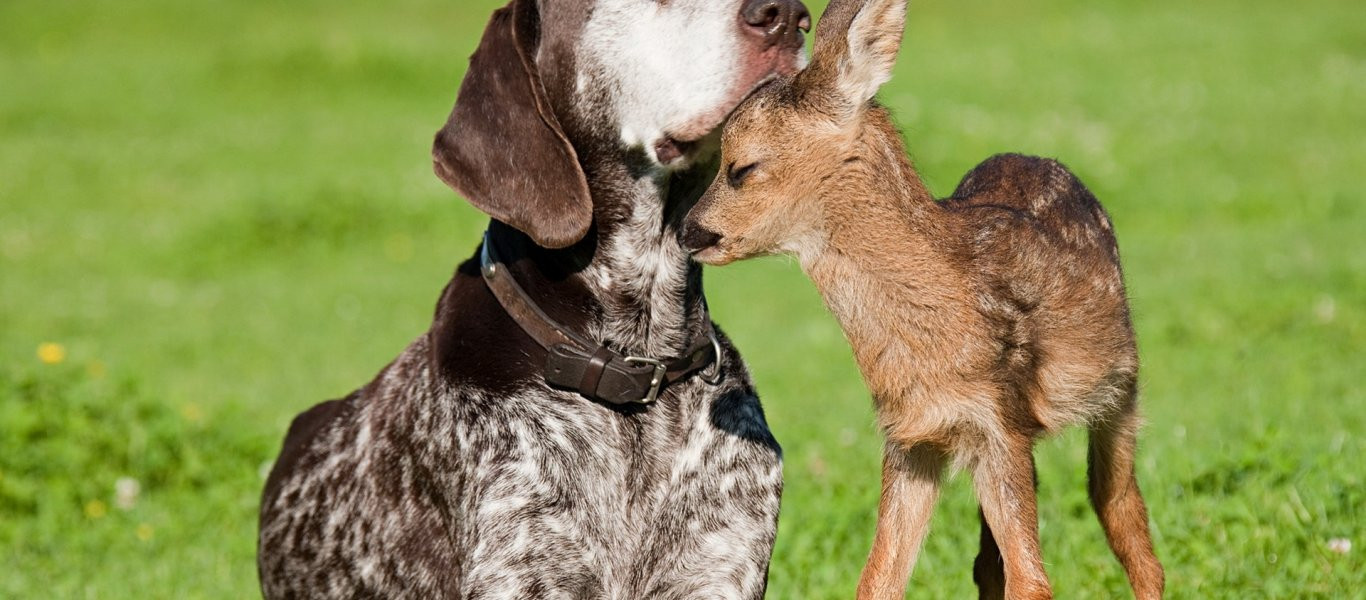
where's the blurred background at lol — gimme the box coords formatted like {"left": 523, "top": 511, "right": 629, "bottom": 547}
{"left": 1, "top": 0, "right": 1361, "bottom": 597}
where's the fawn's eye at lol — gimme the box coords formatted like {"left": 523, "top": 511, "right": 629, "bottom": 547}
{"left": 727, "top": 161, "right": 759, "bottom": 188}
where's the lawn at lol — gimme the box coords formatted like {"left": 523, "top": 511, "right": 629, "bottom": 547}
{"left": 1, "top": 0, "right": 1362, "bottom": 597}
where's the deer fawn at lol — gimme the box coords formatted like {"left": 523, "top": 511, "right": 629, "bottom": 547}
{"left": 681, "top": 0, "right": 1164, "bottom": 598}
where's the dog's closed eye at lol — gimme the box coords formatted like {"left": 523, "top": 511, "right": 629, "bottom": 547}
{"left": 727, "top": 161, "right": 759, "bottom": 187}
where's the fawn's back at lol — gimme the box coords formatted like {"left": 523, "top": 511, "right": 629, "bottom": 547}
{"left": 943, "top": 153, "right": 1138, "bottom": 431}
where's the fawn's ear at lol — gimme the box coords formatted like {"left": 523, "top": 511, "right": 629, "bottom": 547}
{"left": 432, "top": 0, "right": 592, "bottom": 249}
{"left": 800, "top": 0, "right": 908, "bottom": 115}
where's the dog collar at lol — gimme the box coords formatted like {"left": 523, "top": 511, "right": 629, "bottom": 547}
{"left": 479, "top": 232, "right": 722, "bottom": 405}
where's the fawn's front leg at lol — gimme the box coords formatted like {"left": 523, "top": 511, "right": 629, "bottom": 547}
{"left": 856, "top": 443, "right": 945, "bottom": 600}
{"left": 973, "top": 434, "right": 1052, "bottom": 600}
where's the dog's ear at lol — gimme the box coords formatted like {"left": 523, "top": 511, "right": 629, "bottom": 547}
{"left": 433, "top": 0, "right": 592, "bottom": 249}
{"left": 797, "top": 0, "right": 908, "bottom": 117}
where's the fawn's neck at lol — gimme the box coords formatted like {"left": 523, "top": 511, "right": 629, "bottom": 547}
{"left": 798, "top": 108, "right": 979, "bottom": 397}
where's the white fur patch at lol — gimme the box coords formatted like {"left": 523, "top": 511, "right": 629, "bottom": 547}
{"left": 580, "top": 0, "right": 746, "bottom": 166}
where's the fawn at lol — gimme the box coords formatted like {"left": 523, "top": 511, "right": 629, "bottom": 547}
{"left": 681, "top": 0, "right": 1165, "bottom": 598}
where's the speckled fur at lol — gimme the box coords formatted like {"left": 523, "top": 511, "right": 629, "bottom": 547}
{"left": 258, "top": 331, "right": 780, "bottom": 599}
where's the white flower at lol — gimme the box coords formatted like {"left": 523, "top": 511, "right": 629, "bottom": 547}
{"left": 1327, "top": 538, "right": 1351, "bottom": 555}
{"left": 115, "top": 477, "right": 141, "bottom": 510}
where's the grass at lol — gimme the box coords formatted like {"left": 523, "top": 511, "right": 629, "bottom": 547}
{"left": 1, "top": 0, "right": 1361, "bottom": 597}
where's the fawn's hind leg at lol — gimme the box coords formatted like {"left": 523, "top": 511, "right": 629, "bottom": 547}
{"left": 973, "top": 508, "right": 1005, "bottom": 600}
{"left": 1088, "top": 403, "right": 1165, "bottom": 599}
{"left": 856, "top": 443, "right": 945, "bottom": 600}
{"left": 973, "top": 433, "right": 1052, "bottom": 600}
{"left": 974, "top": 460, "right": 1037, "bottom": 600}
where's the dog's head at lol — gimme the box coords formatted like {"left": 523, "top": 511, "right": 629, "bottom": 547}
{"left": 433, "top": 0, "right": 810, "bottom": 249}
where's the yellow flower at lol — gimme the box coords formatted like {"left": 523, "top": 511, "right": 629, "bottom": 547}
{"left": 84, "top": 499, "right": 107, "bottom": 519}
{"left": 180, "top": 403, "right": 204, "bottom": 423}
{"left": 37, "top": 342, "right": 66, "bottom": 365}
{"left": 385, "top": 233, "right": 414, "bottom": 263}
{"left": 136, "top": 523, "right": 154, "bottom": 542}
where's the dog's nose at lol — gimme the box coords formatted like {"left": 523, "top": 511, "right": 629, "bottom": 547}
{"left": 681, "top": 222, "right": 723, "bottom": 253}
{"left": 740, "top": 0, "right": 811, "bottom": 49}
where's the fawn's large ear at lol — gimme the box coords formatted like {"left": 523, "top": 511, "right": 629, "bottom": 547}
{"left": 799, "top": 0, "right": 908, "bottom": 115}
{"left": 432, "top": 0, "right": 592, "bottom": 249}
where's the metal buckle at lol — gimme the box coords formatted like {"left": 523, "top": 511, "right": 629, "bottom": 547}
{"left": 479, "top": 235, "right": 497, "bottom": 279}
{"left": 700, "top": 330, "right": 724, "bottom": 385}
{"left": 624, "top": 356, "right": 666, "bottom": 404}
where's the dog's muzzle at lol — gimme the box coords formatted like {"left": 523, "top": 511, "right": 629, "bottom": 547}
{"left": 740, "top": 0, "right": 811, "bottom": 51}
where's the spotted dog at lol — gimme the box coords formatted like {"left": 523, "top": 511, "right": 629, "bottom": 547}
{"left": 257, "top": 0, "right": 810, "bottom": 597}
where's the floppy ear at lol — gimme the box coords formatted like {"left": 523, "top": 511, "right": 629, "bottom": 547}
{"left": 798, "top": 0, "right": 908, "bottom": 115}
{"left": 432, "top": 0, "right": 592, "bottom": 249}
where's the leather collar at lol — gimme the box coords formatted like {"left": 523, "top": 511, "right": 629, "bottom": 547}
{"left": 479, "top": 232, "right": 722, "bottom": 405}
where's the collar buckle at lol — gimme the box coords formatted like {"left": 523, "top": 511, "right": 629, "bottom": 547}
{"left": 700, "top": 330, "right": 724, "bottom": 385}
{"left": 481, "top": 230, "right": 717, "bottom": 406}
{"left": 623, "top": 356, "right": 667, "bottom": 404}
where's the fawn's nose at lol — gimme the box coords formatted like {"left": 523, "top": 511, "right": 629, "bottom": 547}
{"left": 681, "top": 221, "right": 723, "bottom": 254}
{"left": 740, "top": 0, "right": 811, "bottom": 50}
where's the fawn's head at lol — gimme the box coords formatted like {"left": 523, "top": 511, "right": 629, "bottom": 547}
{"left": 682, "top": 0, "right": 909, "bottom": 265}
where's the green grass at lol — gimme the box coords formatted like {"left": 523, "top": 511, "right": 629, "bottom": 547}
{"left": 1, "top": 0, "right": 1362, "bottom": 597}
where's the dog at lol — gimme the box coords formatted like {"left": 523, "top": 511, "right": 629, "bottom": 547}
{"left": 257, "top": 0, "right": 809, "bottom": 598}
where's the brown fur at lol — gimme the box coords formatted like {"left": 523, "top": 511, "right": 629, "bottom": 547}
{"left": 682, "top": 0, "right": 1165, "bottom": 598}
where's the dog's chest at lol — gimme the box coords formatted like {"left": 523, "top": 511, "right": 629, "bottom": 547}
{"left": 436, "top": 383, "right": 782, "bottom": 598}
{"left": 260, "top": 350, "right": 783, "bottom": 600}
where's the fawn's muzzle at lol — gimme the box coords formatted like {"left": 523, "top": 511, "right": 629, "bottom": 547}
{"left": 681, "top": 221, "right": 724, "bottom": 254}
